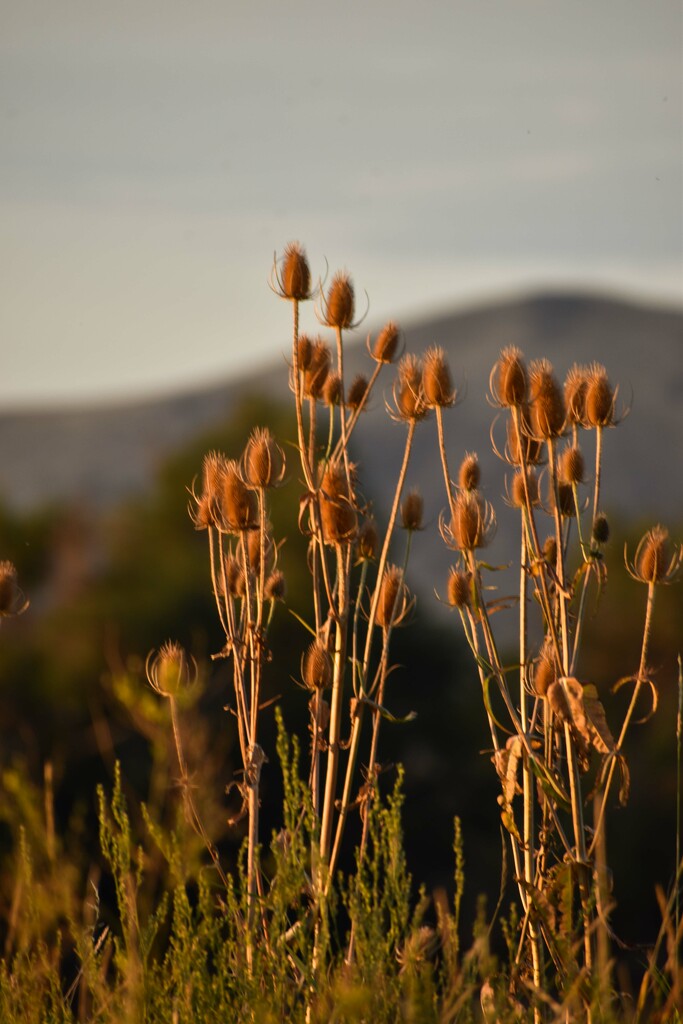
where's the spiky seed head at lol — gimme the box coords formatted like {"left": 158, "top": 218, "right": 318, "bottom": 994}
{"left": 564, "top": 364, "right": 589, "bottom": 426}
{"left": 401, "top": 488, "right": 424, "bottom": 531}
{"left": 511, "top": 469, "right": 539, "bottom": 508}
{"left": 529, "top": 359, "right": 565, "bottom": 439}
{"left": 555, "top": 482, "right": 575, "bottom": 518}
{"left": 323, "top": 271, "right": 355, "bottom": 329}
{"left": 506, "top": 410, "right": 542, "bottom": 465}
{"left": 533, "top": 648, "right": 556, "bottom": 697}
{"left": 450, "top": 491, "right": 493, "bottom": 551}
{"left": 493, "top": 346, "right": 527, "bottom": 407}
{"left": 223, "top": 555, "right": 246, "bottom": 598}
{"left": 303, "top": 641, "right": 332, "bottom": 690}
{"left": 323, "top": 371, "right": 342, "bottom": 407}
{"left": 375, "top": 565, "right": 410, "bottom": 628}
{"left": 347, "top": 374, "right": 368, "bottom": 411}
{"left": 0, "top": 562, "right": 27, "bottom": 617}
{"left": 219, "top": 460, "right": 258, "bottom": 533}
{"left": 371, "top": 321, "right": 401, "bottom": 363}
{"left": 592, "top": 512, "right": 610, "bottom": 545}
{"left": 297, "top": 334, "right": 313, "bottom": 371}
{"left": 458, "top": 452, "right": 480, "bottom": 492}
{"left": 191, "top": 492, "right": 215, "bottom": 530}
{"left": 243, "top": 428, "right": 285, "bottom": 488}
{"left": 303, "top": 340, "right": 331, "bottom": 399}
{"left": 280, "top": 242, "right": 311, "bottom": 300}
{"left": 246, "top": 526, "right": 274, "bottom": 576}
{"left": 394, "top": 354, "right": 427, "bottom": 421}
{"left": 559, "top": 445, "right": 584, "bottom": 485}
{"left": 542, "top": 535, "right": 557, "bottom": 566}
{"left": 319, "top": 460, "right": 357, "bottom": 544}
{"left": 147, "top": 641, "right": 194, "bottom": 697}
{"left": 447, "top": 568, "right": 471, "bottom": 608}
{"left": 635, "top": 525, "right": 675, "bottom": 583}
{"left": 423, "top": 346, "right": 455, "bottom": 407}
{"left": 357, "top": 519, "right": 378, "bottom": 561}
{"left": 585, "top": 363, "right": 614, "bottom": 428}
{"left": 265, "top": 570, "right": 286, "bottom": 601}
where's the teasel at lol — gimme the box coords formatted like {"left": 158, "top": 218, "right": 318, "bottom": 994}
{"left": 447, "top": 567, "right": 471, "bottom": 609}
{"left": 490, "top": 346, "right": 528, "bottom": 407}
{"left": 508, "top": 468, "right": 539, "bottom": 509}
{"left": 297, "top": 334, "right": 313, "bottom": 372}
{"left": 264, "top": 569, "right": 286, "bottom": 602}
{"left": 627, "top": 525, "right": 682, "bottom": 585}
{"left": 318, "top": 459, "right": 358, "bottom": 545}
{"left": 346, "top": 374, "right": 368, "bottom": 412}
{"left": 533, "top": 644, "right": 556, "bottom": 697}
{"left": 591, "top": 512, "right": 610, "bottom": 547}
{"left": 584, "top": 363, "right": 616, "bottom": 429}
{"left": 243, "top": 428, "right": 286, "bottom": 489}
{"left": 218, "top": 460, "right": 258, "bottom": 533}
{"left": 302, "top": 339, "right": 331, "bottom": 400}
{"left": 0, "top": 561, "right": 28, "bottom": 617}
{"left": 322, "top": 371, "right": 343, "bottom": 408}
{"left": 559, "top": 444, "right": 585, "bottom": 486}
{"left": 441, "top": 490, "right": 495, "bottom": 553}
{"left": 146, "top": 641, "right": 197, "bottom": 698}
{"left": 505, "top": 407, "right": 542, "bottom": 466}
{"left": 392, "top": 354, "right": 428, "bottom": 422}
{"left": 369, "top": 320, "right": 401, "bottom": 364}
{"left": 357, "top": 518, "right": 379, "bottom": 562}
{"left": 246, "top": 524, "right": 275, "bottom": 579}
{"left": 458, "top": 452, "right": 481, "bottom": 492}
{"left": 564, "top": 363, "right": 590, "bottom": 430}
{"left": 223, "top": 553, "right": 246, "bottom": 598}
{"left": 375, "top": 565, "right": 412, "bottom": 629}
{"left": 401, "top": 488, "right": 424, "bottom": 531}
{"left": 303, "top": 640, "right": 333, "bottom": 690}
{"left": 529, "top": 359, "right": 565, "bottom": 440}
{"left": 270, "top": 241, "right": 313, "bottom": 302}
{"left": 318, "top": 271, "right": 357, "bottom": 330}
{"left": 423, "top": 346, "right": 456, "bottom": 408}
{"left": 189, "top": 450, "right": 225, "bottom": 529}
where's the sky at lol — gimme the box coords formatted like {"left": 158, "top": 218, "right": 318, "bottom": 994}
{"left": 2, "top": 0, "right": 681, "bottom": 409}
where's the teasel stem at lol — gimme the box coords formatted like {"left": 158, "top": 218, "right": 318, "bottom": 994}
{"left": 332, "top": 361, "right": 383, "bottom": 459}
{"left": 592, "top": 425, "right": 603, "bottom": 528}
{"left": 208, "top": 527, "right": 230, "bottom": 638}
{"left": 334, "top": 325, "right": 351, "bottom": 479}
{"left": 435, "top": 405, "right": 455, "bottom": 517}
{"left": 590, "top": 580, "right": 657, "bottom": 857}
{"left": 546, "top": 439, "right": 569, "bottom": 673}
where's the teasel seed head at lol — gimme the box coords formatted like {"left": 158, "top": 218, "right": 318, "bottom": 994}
{"left": 529, "top": 359, "right": 565, "bottom": 439}
{"left": 303, "top": 339, "right": 331, "bottom": 399}
{"left": 585, "top": 363, "right": 615, "bottom": 428}
{"left": 246, "top": 526, "right": 275, "bottom": 577}
{"left": 393, "top": 354, "right": 428, "bottom": 422}
{"left": 147, "top": 641, "right": 196, "bottom": 698}
{"left": 265, "top": 570, "right": 286, "bottom": 602}
{"left": 506, "top": 408, "right": 542, "bottom": 465}
{"left": 297, "top": 334, "right": 313, "bottom": 371}
{"left": 323, "top": 371, "right": 342, "bottom": 407}
{"left": 219, "top": 460, "right": 258, "bottom": 533}
{"left": 347, "top": 374, "right": 368, "bottom": 411}
{"left": 559, "top": 445, "right": 584, "bottom": 485}
{"left": 555, "top": 482, "right": 575, "bottom": 518}
{"left": 592, "top": 512, "right": 610, "bottom": 546}
{"left": 401, "top": 488, "right": 424, "bottom": 531}
{"left": 423, "top": 346, "right": 456, "bottom": 407}
{"left": 319, "top": 460, "right": 357, "bottom": 544}
{"left": 491, "top": 346, "right": 527, "bottom": 407}
{"left": 533, "top": 646, "right": 556, "bottom": 697}
{"left": 564, "top": 364, "right": 589, "bottom": 426}
{"left": 190, "top": 492, "right": 216, "bottom": 530}
{"left": 446, "top": 491, "right": 495, "bottom": 552}
{"left": 542, "top": 535, "right": 557, "bottom": 566}
{"left": 447, "top": 568, "right": 471, "bottom": 609}
{"left": 510, "top": 468, "right": 539, "bottom": 508}
{"left": 458, "top": 452, "right": 481, "bottom": 492}
{"left": 357, "top": 519, "right": 379, "bottom": 561}
{"left": 629, "top": 525, "right": 682, "bottom": 584}
{"left": 224, "top": 554, "right": 246, "bottom": 598}
{"left": 321, "top": 271, "right": 355, "bottom": 329}
{"left": 279, "top": 242, "right": 312, "bottom": 301}
{"left": 375, "top": 565, "right": 411, "bottom": 628}
{"left": 243, "top": 427, "right": 285, "bottom": 488}
{"left": 0, "top": 561, "right": 28, "bottom": 617}
{"left": 303, "top": 641, "right": 332, "bottom": 690}
{"left": 370, "top": 321, "right": 401, "bottom": 363}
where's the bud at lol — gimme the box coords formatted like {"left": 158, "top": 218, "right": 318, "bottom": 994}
{"left": 423, "top": 346, "right": 455, "bottom": 407}
{"left": 634, "top": 525, "right": 676, "bottom": 583}
{"left": 347, "top": 374, "right": 368, "bottom": 411}
{"left": 246, "top": 526, "right": 275, "bottom": 577}
{"left": 510, "top": 469, "right": 539, "bottom": 508}
{"left": 303, "top": 340, "right": 331, "bottom": 399}
{"left": 555, "top": 482, "right": 575, "bottom": 518}
{"left": 264, "top": 570, "right": 286, "bottom": 601}
{"left": 564, "top": 364, "right": 589, "bottom": 427}
{"left": 147, "top": 641, "right": 195, "bottom": 698}
{"left": 375, "top": 565, "right": 410, "bottom": 628}
{"left": 219, "top": 460, "right": 258, "bottom": 532}
{"left": 592, "top": 512, "right": 610, "bottom": 546}
{"left": 533, "top": 647, "right": 556, "bottom": 697}
{"left": 394, "top": 354, "right": 427, "bottom": 421}
{"left": 357, "top": 519, "right": 378, "bottom": 561}
{"left": 319, "top": 460, "right": 357, "bottom": 544}
{"left": 449, "top": 491, "right": 494, "bottom": 551}
{"left": 297, "top": 334, "right": 313, "bottom": 371}
{"left": 542, "top": 536, "right": 557, "bottom": 566}
{"left": 559, "top": 445, "right": 584, "bottom": 485}
{"left": 323, "top": 371, "right": 342, "bottom": 407}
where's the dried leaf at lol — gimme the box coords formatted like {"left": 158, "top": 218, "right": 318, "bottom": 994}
{"left": 581, "top": 684, "right": 616, "bottom": 753}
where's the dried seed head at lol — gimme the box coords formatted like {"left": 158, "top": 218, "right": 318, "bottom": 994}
{"left": 280, "top": 242, "right": 311, "bottom": 301}
{"left": 375, "top": 565, "right": 411, "bottom": 628}
{"left": 246, "top": 526, "right": 274, "bottom": 577}
{"left": 357, "top": 519, "right": 378, "bottom": 561}
{"left": 447, "top": 568, "right": 471, "bottom": 608}
{"left": 319, "top": 460, "right": 357, "bottom": 544}
{"left": 394, "top": 354, "right": 427, "bottom": 421}
{"left": 585, "top": 363, "right": 615, "bottom": 428}
{"left": 401, "top": 488, "right": 424, "bottom": 531}
{"left": 564, "top": 364, "right": 589, "bottom": 426}
{"left": 323, "top": 371, "right": 342, "bottom": 407}
{"left": 592, "top": 512, "right": 610, "bottom": 546}
{"left": 323, "top": 271, "right": 355, "bottom": 329}
{"left": 511, "top": 469, "right": 539, "bottom": 508}
{"left": 0, "top": 561, "right": 28, "bottom": 617}
{"left": 559, "top": 445, "right": 584, "bottom": 485}
{"left": 190, "top": 492, "right": 216, "bottom": 530}
{"left": 147, "top": 641, "right": 195, "bottom": 698}
{"left": 542, "top": 536, "right": 557, "bottom": 566}
{"left": 458, "top": 452, "right": 480, "bottom": 492}
{"left": 506, "top": 409, "right": 542, "bottom": 465}
{"left": 303, "top": 340, "right": 331, "bottom": 399}
{"left": 297, "top": 334, "right": 313, "bottom": 371}
{"left": 449, "top": 491, "right": 494, "bottom": 551}
{"left": 633, "top": 525, "right": 680, "bottom": 584}
{"left": 371, "top": 321, "right": 401, "bottom": 363}
{"left": 219, "top": 460, "right": 258, "bottom": 532}
{"left": 492, "top": 347, "right": 527, "bottom": 407}
{"left": 303, "top": 641, "right": 332, "bottom": 690}
{"left": 555, "top": 482, "right": 575, "bottom": 518}
{"left": 529, "top": 359, "right": 565, "bottom": 439}
{"left": 533, "top": 648, "right": 556, "bottom": 697}
{"left": 243, "top": 428, "right": 285, "bottom": 488}
{"left": 224, "top": 554, "right": 246, "bottom": 598}
{"left": 423, "top": 346, "right": 456, "bottom": 407}
{"left": 265, "top": 570, "right": 286, "bottom": 601}
{"left": 347, "top": 374, "right": 368, "bottom": 411}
